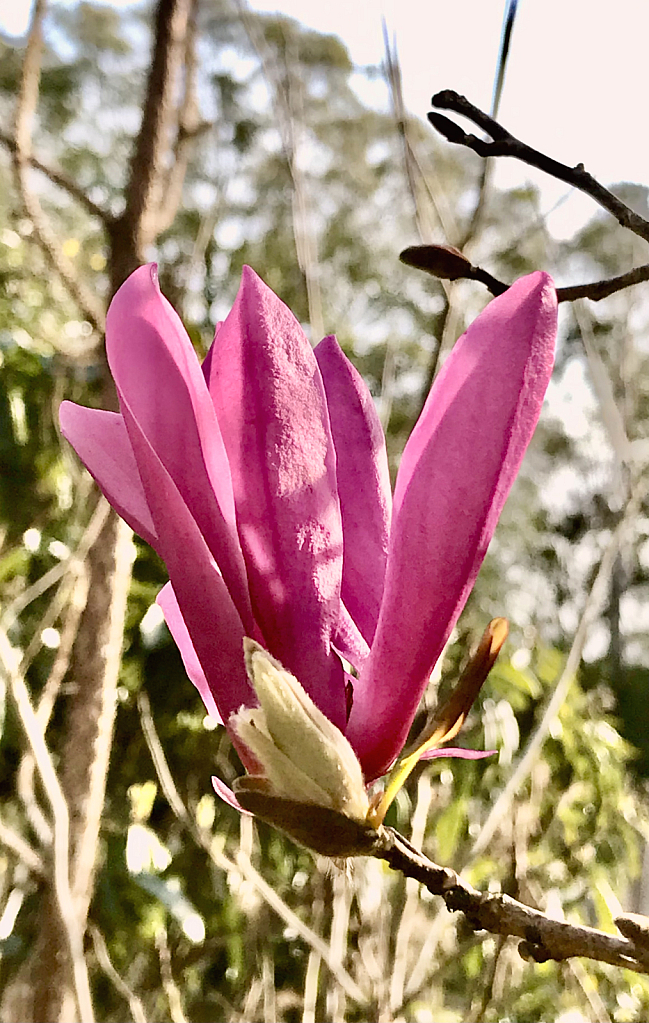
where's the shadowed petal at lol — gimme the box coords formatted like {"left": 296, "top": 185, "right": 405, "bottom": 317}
{"left": 332, "top": 602, "right": 370, "bottom": 674}
{"left": 315, "top": 335, "right": 391, "bottom": 644}
{"left": 203, "top": 267, "right": 346, "bottom": 729}
{"left": 156, "top": 582, "right": 222, "bottom": 724}
{"left": 59, "top": 402, "right": 157, "bottom": 548}
{"left": 348, "top": 272, "right": 557, "bottom": 780}
{"left": 106, "top": 265, "right": 254, "bottom": 633}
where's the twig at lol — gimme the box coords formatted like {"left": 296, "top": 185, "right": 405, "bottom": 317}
{"left": 152, "top": 0, "right": 203, "bottom": 236}
{"left": 326, "top": 870, "right": 351, "bottom": 1022}
{"left": 0, "top": 628, "right": 94, "bottom": 1022}
{"left": 234, "top": 0, "right": 325, "bottom": 340}
{"left": 0, "top": 816, "right": 45, "bottom": 877}
{"left": 373, "top": 828, "right": 649, "bottom": 974}
{"left": 556, "top": 265, "right": 649, "bottom": 303}
{"left": 136, "top": 691, "right": 370, "bottom": 1005}
{"left": 383, "top": 26, "right": 440, "bottom": 245}
{"left": 401, "top": 244, "right": 649, "bottom": 304}
{"left": 89, "top": 924, "right": 148, "bottom": 1023}
{"left": 429, "top": 91, "right": 649, "bottom": 245}
{"left": 389, "top": 774, "right": 433, "bottom": 1012}
{"left": 155, "top": 928, "right": 188, "bottom": 1023}
{"left": 0, "top": 128, "right": 110, "bottom": 223}
{"left": 13, "top": 498, "right": 108, "bottom": 851}
{"left": 114, "top": 0, "right": 194, "bottom": 277}
{"left": 12, "top": 0, "right": 106, "bottom": 332}
{"left": 302, "top": 872, "right": 325, "bottom": 1023}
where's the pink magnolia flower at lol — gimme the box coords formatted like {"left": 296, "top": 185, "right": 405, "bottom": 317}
{"left": 60, "top": 265, "right": 556, "bottom": 787}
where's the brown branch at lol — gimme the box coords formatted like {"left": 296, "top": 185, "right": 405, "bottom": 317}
{"left": 0, "top": 127, "right": 110, "bottom": 222}
{"left": 556, "top": 264, "right": 649, "bottom": 302}
{"left": 112, "top": 0, "right": 193, "bottom": 282}
{"left": 400, "top": 244, "right": 649, "bottom": 304}
{"left": 152, "top": 0, "right": 203, "bottom": 236}
{"left": 373, "top": 828, "right": 649, "bottom": 974}
{"left": 429, "top": 91, "right": 649, "bottom": 245}
{"left": 12, "top": 0, "right": 106, "bottom": 332}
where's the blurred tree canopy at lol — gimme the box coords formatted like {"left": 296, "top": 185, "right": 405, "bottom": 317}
{"left": 1, "top": 1, "right": 649, "bottom": 1021}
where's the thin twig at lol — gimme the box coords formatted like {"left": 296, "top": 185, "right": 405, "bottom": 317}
{"left": 136, "top": 691, "right": 370, "bottom": 1005}
{"left": 12, "top": 0, "right": 106, "bottom": 332}
{"left": 401, "top": 245, "right": 649, "bottom": 304}
{"left": 156, "top": 928, "right": 188, "bottom": 1023}
{"left": 151, "top": 0, "right": 203, "bottom": 236}
{"left": 14, "top": 498, "right": 111, "bottom": 852}
{"left": 0, "top": 816, "right": 45, "bottom": 877}
{"left": 326, "top": 870, "right": 351, "bottom": 1022}
{"left": 0, "top": 128, "right": 110, "bottom": 222}
{"left": 0, "top": 629, "right": 94, "bottom": 1022}
{"left": 235, "top": 0, "right": 325, "bottom": 339}
{"left": 429, "top": 90, "right": 649, "bottom": 245}
{"left": 556, "top": 264, "right": 649, "bottom": 303}
{"left": 389, "top": 774, "right": 433, "bottom": 1012}
{"left": 89, "top": 924, "right": 148, "bottom": 1023}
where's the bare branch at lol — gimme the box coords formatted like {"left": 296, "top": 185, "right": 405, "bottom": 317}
{"left": 12, "top": 0, "right": 106, "bottom": 332}
{"left": 429, "top": 91, "right": 649, "bottom": 245}
{"left": 0, "top": 629, "right": 94, "bottom": 1022}
{"left": 155, "top": 929, "right": 188, "bottom": 1023}
{"left": 152, "top": 0, "right": 203, "bottom": 236}
{"left": 374, "top": 828, "right": 649, "bottom": 974}
{"left": 0, "top": 816, "right": 45, "bottom": 877}
{"left": 89, "top": 925, "right": 148, "bottom": 1023}
{"left": 116, "top": 0, "right": 193, "bottom": 269}
{"left": 401, "top": 243, "right": 649, "bottom": 304}
{"left": 0, "top": 127, "right": 110, "bottom": 223}
{"left": 556, "top": 264, "right": 649, "bottom": 302}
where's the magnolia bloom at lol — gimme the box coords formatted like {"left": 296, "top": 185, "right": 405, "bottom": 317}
{"left": 60, "top": 264, "right": 556, "bottom": 831}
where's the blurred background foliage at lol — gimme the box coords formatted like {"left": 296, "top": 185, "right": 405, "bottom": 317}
{"left": 1, "top": 1, "right": 649, "bottom": 1020}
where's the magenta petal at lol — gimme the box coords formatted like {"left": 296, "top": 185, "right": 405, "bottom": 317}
{"left": 156, "top": 582, "right": 222, "bottom": 724}
{"left": 332, "top": 601, "right": 370, "bottom": 673}
{"left": 419, "top": 748, "right": 497, "bottom": 761}
{"left": 315, "top": 336, "right": 391, "bottom": 644}
{"left": 203, "top": 267, "right": 346, "bottom": 729}
{"left": 349, "top": 272, "right": 557, "bottom": 781}
{"left": 106, "top": 265, "right": 254, "bottom": 633}
{"left": 59, "top": 402, "right": 157, "bottom": 547}
{"left": 119, "top": 395, "right": 256, "bottom": 741}
{"left": 212, "top": 776, "right": 253, "bottom": 816}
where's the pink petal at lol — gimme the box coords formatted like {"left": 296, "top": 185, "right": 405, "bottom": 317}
{"left": 118, "top": 394, "right": 256, "bottom": 748}
{"left": 59, "top": 403, "right": 157, "bottom": 548}
{"left": 315, "top": 335, "right": 391, "bottom": 645}
{"left": 202, "top": 267, "right": 346, "bottom": 730}
{"left": 106, "top": 265, "right": 254, "bottom": 634}
{"left": 156, "top": 582, "right": 222, "bottom": 724}
{"left": 332, "top": 601, "right": 370, "bottom": 674}
{"left": 419, "top": 747, "right": 497, "bottom": 761}
{"left": 212, "top": 776, "right": 253, "bottom": 816}
{"left": 348, "top": 272, "right": 557, "bottom": 781}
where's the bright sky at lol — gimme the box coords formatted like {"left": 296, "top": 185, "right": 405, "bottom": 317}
{"left": 2, "top": 0, "right": 648, "bottom": 230}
